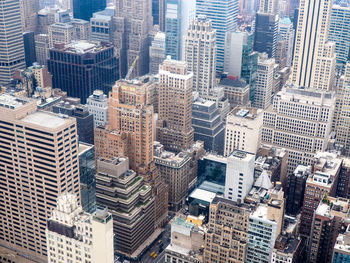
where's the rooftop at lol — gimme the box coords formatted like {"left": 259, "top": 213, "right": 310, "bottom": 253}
{"left": 21, "top": 111, "right": 70, "bottom": 128}
{"left": 228, "top": 106, "right": 262, "bottom": 120}
{"left": 189, "top": 188, "right": 216, "bottom": 204}
{"left": 229, "top": 150, "right": 255, "bottom": 160}
{"left": 219, "top": 77, "right": 248, "bottom": 88}
{"left": 0, "top": 94, "right": 31, "bottom": 109}
{"left": 56, "top": 40, "right": 112, "bottom": 54}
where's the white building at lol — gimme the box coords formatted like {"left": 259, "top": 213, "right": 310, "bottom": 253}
{"left": 225, "top": 150, "right": 255, "bottom": 202}
{"left": 149, "top": 31, "right": 166, "bottom": 75}
{"left": 261, "top": 86, "right": 335, "bottom": 173}
{"left": 86, "top": 90, "right": 108, "bottom": 127}
{"left": 182, "top": 15, "right": 216, "bottom": 97}
{"left": 253, "top": 53, "right": 276, "bottom": 109}
{"left": 46, "top": 193, "right": 114, "bottom": 263}
{"left": 278, "top": 17, "right": 294, "bottom": 67}
{"left": 224, "top": 106, "right": 263, "bottom": 156}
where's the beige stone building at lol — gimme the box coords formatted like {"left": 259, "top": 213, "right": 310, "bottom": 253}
{"left": 0, "top": 94, "right": 80, "bottom": 262}
{"left": 157, "top": 58, "right": 194, "bottom": 153}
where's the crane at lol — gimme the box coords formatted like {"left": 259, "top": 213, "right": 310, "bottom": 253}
{"left": 125, "top": 56, "right": 139, "bottom": 81}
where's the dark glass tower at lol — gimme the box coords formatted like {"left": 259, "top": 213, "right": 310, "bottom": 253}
{"left": 73, "top": 0, "right": 106, "bottom": 21}
{"left": 254, "top": 12, "right": 278, "bottom": 58}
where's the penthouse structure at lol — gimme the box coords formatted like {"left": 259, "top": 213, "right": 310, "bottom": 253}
{"left": 300, "top": 152, "right": 343, "bottom": 237}
{"left": 261, "top": 87, "right": 335, "bottom": 173}
{"left": 95, "top": 158, "right": 155, "bottom": 258}
{"left": 46, "top": 193, "right": 114, "bottom": 263}
{"left": 48, "top": 41, "right": 118, "bottom": 104}
{"left": 224, "top": 107, "right": 263, "bottom": 156}
{"left": 0, "top": 94, "right": 80, "bottom": 262}
{"left": 333, "top": 225, "right": 350, "bottom": 262}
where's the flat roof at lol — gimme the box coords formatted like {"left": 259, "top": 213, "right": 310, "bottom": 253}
{"left": 189, "top": 188, "right": 216, "bottom": 203}
{"left": 22, "top": 111, "right": 69, "bottom": 129}
{"left": 0, "top": 94, "right": 31, "bottom": 109}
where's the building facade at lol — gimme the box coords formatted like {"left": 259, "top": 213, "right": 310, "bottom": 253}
{"left": 254, "top": 13, "right": 278, "bottom": 58}
{"left": 86, "top": 90, "right": 108, "bottom": 127}
{"left": 165, "top": 0, "right": 181, "bottom": 60}
{"left": 149, "top": 32, "right": 166, "bottom": 75}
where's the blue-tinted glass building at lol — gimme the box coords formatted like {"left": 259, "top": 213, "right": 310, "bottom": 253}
{"left": 73, "top": 0, "right": 106, "bottom": 21}
{"left": 196, "top": 0, "right": 239, "bottom": 72}
{"left": 254, "top": 12, "right": 278, "bottom": 58}
{"left": 78, "top": 143, "right": 96, "bottom": 213}
{"left": 165, "top": 0, "right": 181, "bottom": 60}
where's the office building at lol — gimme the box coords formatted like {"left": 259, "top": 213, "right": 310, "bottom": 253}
{"left": 333, "top": 225, "right": 350, "bottom": 263}
{"left": 300, "top": 152, "right": 342, "bottom": 237}
{"left": 258, "top": 0, "right": 278, "bottom": 14}
{"left": 73, "top": 0, "right": 106, "bottom": 21}
{"left": 70, "top": 19, "right": 90, "bottom": 40}
{"left": 154, "top": 142, "right": 191, "bottom": 211}
{"left": 196, "top": 0, "right": 239, "bottom": 72}
{"left": 20, "top": 0, "right": 40, "bottom": 32}
{"left": 78, "top": 143, "right": 96, "bottom": 213}
{"left": 329, "top": 3, "right": 350, "bottom": 73}
{"left": 197, "top": 153, "right": 227, "bottom": 190}
{"left": 53, "top": 102, "right": 94, "bottom": 144}
{"left": 309, "top": 197, "right": 350, "bottom": 263}
{"left": 219, "top": 77, "right": 250, "bottom": 108}
{"left": 165, "top": 0, "right": 181, "bottom": 60}
{"left": 95, "top": 158, "right": 156, "bottom": 258}
{"left": 271, "top": 234, "right": 304, "bottom": 263}
{"left": 225, "top": 150, "right": 255, "bottom": 201}
{"left": 261, "top": 87, "right": 335, "bottom": 173}
{"left": 192, "top": 96, "right": 225, "bottom": 155}
{"left": 86, "top": 90, "right": 108, "bottom": 127}
{"left": 48, "top": 22, "right": 76, "bottom": 48}
{"left": 253, "top": 53, "right": 276, "bottom": 109}
{"left": 286, "top": 165, "right": 310, "bottom": 215}
{"left": 291, "top": 0, "right": 336, "bottom": 90}
{"left": 23, "top": 32, "right": 36, "bottom": 68}
{"left": 37, "top": 7, "right": 70, "bottom": 34}
{"left": 165, "top": 216, "right": 205, "bottom": 263}
{"left": 94, "top": 76, "right": 168, "bottom": 228}
{"left": 46, "top": 193, "right": 114, "bottom": 263}
{"left": 0, "top": 94, "right": 80, "bottom": 263}
{"left": 157, "top": 58, "right": 194, "bottom": 153}
{"left": 48, "top": 41, "right": 118, "bottom": 104}
{"left": 275, "top": 37, "right": 287, "bottom": 69}
{"left": 0, "top": 0, "right": 26, "bottom": 85}
{"left": 149, "top": 32, "right": 166, "bottom": 75}
{"left": 336, "top": 157, "right": 350, "bottom": 199}
{"left": 113, "top": 0, "right": 153, "bottom": 78}
{"left": 278, "top": 17, "right": 295, "bottom": 67}
{"left": 35, "top": 34, "right": 50, "bottom": 66}
{"left": 254, "top": 13, "right": 278, "bottom": 58}
{"left": 90, "top": 8, "right": 114, "bottom": 43}
{"left": 224, "top": 106, "right": 263, "bottom": 156}
{"left": 183, "top": 16, "right": 216, "bottom": 96}
{"left": 204, "top": 197, "right": 254, "bottom": 263}
{"left": 246, "top": 187, "right": 285, "bottom": 263}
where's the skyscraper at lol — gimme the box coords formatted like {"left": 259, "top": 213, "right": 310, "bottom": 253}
{"left": 113, "top": 0, "right": 153, "bottom": 78}
{"left": 149, "top": 31, "right": 166, "bottom": 75}
{"left": 73, "top": 0, "right": 106, "bottom": 21}
{"left": 329, "top": 3, "right": 350, "bottom": 73}
{"left": 278, "top": 17, "right": 295, "bottom": 67}
{"left": 165, "top": 0, "right": 181, "bottom": 60}
{"left": 258, "top": 0, "right": 278, "bottom": 14}
{"left": 254, "top": 13, "right": 278, "bottom": 58}
{"left": 157, "top": 58, "right": 194, "bottom": 153}
{"left": 0, "top": 94, "right": 80, "bottom": 262}
{"left": 196, "top": 0, "right": 239, "bottom": 72}
{"left": 19, "top": 0, "right": 40, "bottom": 32}
{"left": 291, "top": 0, "right": 336, "bottom": 90}
{"left": 0, "top": 0, "right": 26, "bottom": 85}
{"left": 183, "top": 16, "right": 216, "bottom": 96}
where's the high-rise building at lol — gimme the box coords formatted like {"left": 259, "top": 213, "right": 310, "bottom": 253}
{"left": 94, "top": 76, "right": 168, "bottom": 228}
{"left": 0, "top": 0, "right": 26, "bottom": 85}
{"left": 20, "top": 0, "right": 40, "bottom": 32}
{"left": 113, "top": 0, "right": 153, "bottom": 78}
{"left": 46, "top": 194, "right": 114, "bottom": 263}
{"left": 165, "top": 0, "right": 181, "bottom": 60}
{"left": 254, "top": 12, "right": 278, "bottom": 58}
{"left": 224, "top": 150, "right": 255, "bottom": 202}
{"left": 23, "top": 32, "right": 37, "bottom": 68}
{"left": 86, "top": 90, "right": 108, "bottom": 127}
{"left": 149, "top": 32, "right": 166, "bottom": 75}
{"left": 154, "top": 142, "right": 191, "bottom": 211}
{"left": 95, "top": 157, "right": 155, "bottom": 258}
{"left": 219, "top": 77, "right": 250, "bottom": 108}
{"left": 192, "top": 96, "right": 225, "bottom": 155}
{"left": 73, "top": 0, "right": 106, "bottom": 21}
{"left": 157, "top": 58, "right": 194, "bottom": 153}
{"left": 35, "top": 34, "right": 50, "bottom": 66}
{"left": 258, "top": 0, "right": 278, "bottom": 14}
{"left": 260, "top": 87, "right": 335, "bottom": 173}
{"left": 183, "top": 16, "right": 216, "bottom": 97}
{"left": 246, "top": 187, "right": 285, "bottom": 263}
{"left": 70, "top": 18, "right": 90, "bottom": 40}
{"left": 204, "top": 196, "right": 254, "bottom": 263}
{"left": 152, "top": 0, "right": 165, "bottom": 31}
{"left": 48, "top": 22, "right": 76, "bottom": 48}
{"left": 309, "top": 196, "right": 350, "bottom": 263}
{"left": 48, "top": 41, "right": 119, "bottom": 104}
{"left": 278, "top": 17, "right": 295, "bottom": 67}
{"left": 253, "top": 53, "right": 276, "bottom": 109}
{"left": 224, "top": 106, "right": 263, "bottom": 156}
{"left": 0, "top": 94, "right": 80, "bottom": 262}
{"left": 329, "top": 3, "right": 350, "bottom": 73}
{"left": 90, "top": 8, "right": 114, "bottom": 43}
{"left": 290, "top": 0, "right": 336, "bottom": 90}
{"left": 300, "top": 152, "right": 342, "bottom": 237}
{"left": 196, "top": 0, "right": 239, "bottom": 72}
